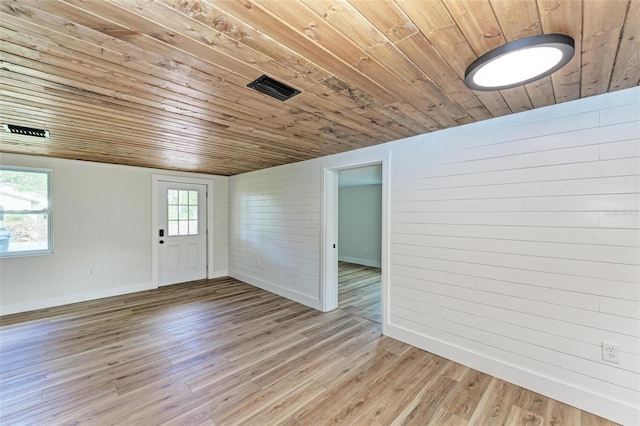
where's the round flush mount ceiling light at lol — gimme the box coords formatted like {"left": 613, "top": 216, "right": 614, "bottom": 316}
{"left": 464, "top": 34, "right": 575, "bottom": 91}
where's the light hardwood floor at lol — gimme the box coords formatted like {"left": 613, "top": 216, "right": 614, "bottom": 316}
{"left": 338, "top": 261, "right": 381, "bottom": 323}
{"left": 0, "top": 277, "right": 617, "bottom": 425}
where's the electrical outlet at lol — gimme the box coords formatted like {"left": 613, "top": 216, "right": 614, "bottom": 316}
{"left": 602, "top": 342, "right": 620, "bottom": 364}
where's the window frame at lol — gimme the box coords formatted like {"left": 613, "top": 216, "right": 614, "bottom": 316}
{"left": 0, "top": 166, "right": 53, "bottom": 258}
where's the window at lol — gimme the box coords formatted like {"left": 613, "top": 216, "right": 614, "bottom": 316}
{"left": 0, "top": 167, "right": 52, "bottom": 257}
{"left": 167, "top": 189, "right": 198, "bottom": 236}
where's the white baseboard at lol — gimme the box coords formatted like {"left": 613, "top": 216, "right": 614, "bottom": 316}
{"left": 338, "top": 256, "right": 381, "bottom": 268}
{"left": 0, "top": 281, "right": 157, "bottom": 316}
{"left": 385, "top": 323, "right": 639, "bottom": 426}
{"left": 209, "top": 269, "right": 228, "bottom": 279}
{"left": 229, "top": 271, "right": 322, "bottom": 311}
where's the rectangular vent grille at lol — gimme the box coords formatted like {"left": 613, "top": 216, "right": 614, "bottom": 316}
{"left": 247, "top": 75, "right": 301, "bottom": 101}
{"left": 3, "top": 124, "right": 50, "bottom": 138}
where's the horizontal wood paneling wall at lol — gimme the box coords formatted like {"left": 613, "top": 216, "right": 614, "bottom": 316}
{"left": 229, "top": 162, "right": 322, "bottom": 309}
{"left": 388, "top": 91, "right": 640, "bottom": 424}
{"left": 227, "top": 88, "right": 640, "bottom": 424}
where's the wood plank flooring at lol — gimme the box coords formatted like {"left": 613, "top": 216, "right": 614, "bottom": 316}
{"left": 338, "top": 261, "right": 381, "bottom": 323}
{"left": 0, "top": 277, "right": 618, "bottom": 425}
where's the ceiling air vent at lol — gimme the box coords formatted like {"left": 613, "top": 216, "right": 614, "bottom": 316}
{"left": 3, "top": 124, "right": 50, "bottom": 138}
{"left": 247, "top": 75, "right": 301, "bottom": 101}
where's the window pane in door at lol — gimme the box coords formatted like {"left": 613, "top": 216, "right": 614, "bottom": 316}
{"left": 188, "top": 220, "right": 198, "bottom": 235}
{"left": 168, "top": 221, "right": 178, "bottom": 236}
{"left": 168, "top": 190, "right": 178, "bottom": 204}
{"left": 179, "top": 206, "right": 188, "bottom": 220}
{"left": 168, "top": 206, "right": 178, "bottom": 220}
{"left": 179, "top": 221, "right": 188, "bottom": 235}
{"left": 179, "top": 190, "right": 188, "bottom": 205}
{"left": 167, "top": 188, "right": 199, "bottom": 236}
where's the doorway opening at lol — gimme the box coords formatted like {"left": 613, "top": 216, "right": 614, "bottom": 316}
{"left": 337, "top": 166, "right": 382, "bottom": 323}
{"left": 322, "top": 160, "right": 388, "bottom": 329}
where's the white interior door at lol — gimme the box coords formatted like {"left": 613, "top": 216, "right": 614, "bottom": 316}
{"left": 157, "top": 181, "right": 207, "bottom": 286}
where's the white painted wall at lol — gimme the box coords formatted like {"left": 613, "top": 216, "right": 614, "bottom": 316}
{"left": 228, "top": 87, "right": 640, "bottom": 425}
{"left": 338, "top": 184, "right": 382, "bottom": 267}
{"left": 0, "top": 154, "right": 228, "bottom": 315}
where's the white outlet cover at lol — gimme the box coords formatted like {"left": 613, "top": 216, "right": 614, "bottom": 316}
{"left": 602, "top": 342, "right": 620, "bottom": 364}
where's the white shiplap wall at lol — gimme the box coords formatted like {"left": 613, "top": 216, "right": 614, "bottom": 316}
{"left": 229, "top": 161, "right": 323, "bottom": 308}
{"left": 388, "top": 91, "right": 640, "bottom": 425}
{"left": 228, "top": 88, "right": 640, "bottom": 424}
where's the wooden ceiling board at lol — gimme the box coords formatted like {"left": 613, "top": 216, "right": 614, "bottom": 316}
{"left": 0, "top": 0, "right": 637, "bottom": 175}
{"left": 347, "top": 0, "right": 418, "bottom": 44}
{"left": 489, "top": 0, "right": 556, "bottom": 108}
{"left": 248, "top": 0, "right": 458, "bottom": 131}
{"left": 610, "top": 0, "right": 640, "bottom": 91}
{"left": 397, "top": 0, "right": 513, "bottom": 118}
{"left": 393, "top": 33, "right": 492, "bottom": 121}
{"left": 43, "top": 0, "right": 388, "bottom": 143}
{"left": 442, "top": 0, "right": 534, "bottom": 113}
{"left": 581, "top": 0, "right": 629, "bottom": 98}
{"left": 162, "top": 0, "right": 439, "bottom": 133}
{"left": 536, "top": 0, "right": 582, "bottom": 104}
{"left": 1, "top": 6, "right": 280, "bottom": 122}
{"left": 299, "top": 0, "right": 471, "bottom": 124}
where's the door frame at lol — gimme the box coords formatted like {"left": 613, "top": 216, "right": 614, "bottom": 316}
{"left": 152, "top": 174, "right": 215, "bottom": 286}
{"left": 321, "top": 158, "right": 389, "bottom": 332}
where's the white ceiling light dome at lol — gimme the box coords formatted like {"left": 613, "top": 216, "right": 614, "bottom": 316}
{"left": 465, "top": 34, "right": 575, "bottom": 91}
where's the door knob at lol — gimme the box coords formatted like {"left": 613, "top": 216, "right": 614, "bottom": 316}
{"left": 159, "top": 240, "right": 164, "bottom": 244}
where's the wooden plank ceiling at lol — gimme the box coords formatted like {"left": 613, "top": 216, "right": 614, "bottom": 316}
{"left": 0, "top": 0, "right": 638, "bottom": 175}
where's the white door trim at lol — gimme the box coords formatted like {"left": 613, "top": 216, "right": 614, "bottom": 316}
{"left": 152, "top": 174, "right": 215, "bottom": 286}
{"left": 321, "top": 157, "right": 390, "bottom": 334}
{"left": 321, "top": 167, "right": 339, "bottom": 312}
